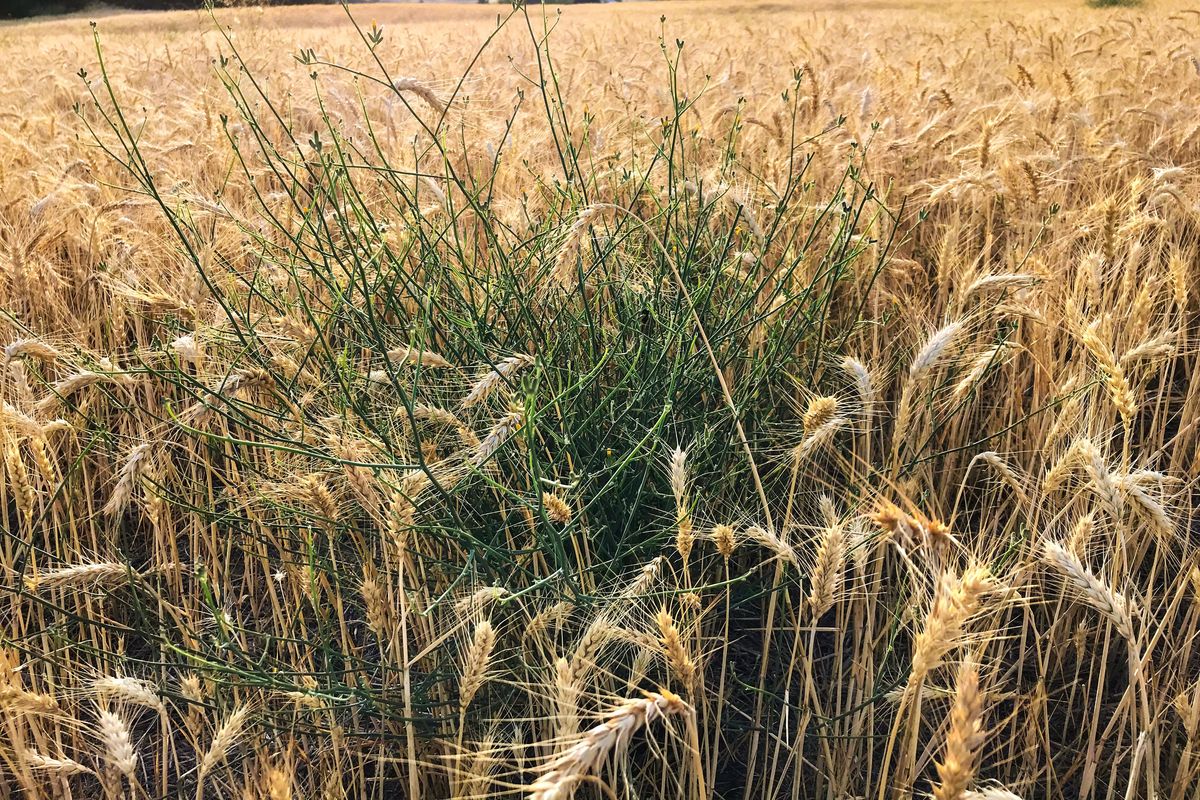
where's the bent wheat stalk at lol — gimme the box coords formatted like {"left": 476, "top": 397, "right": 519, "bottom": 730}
{"left": 528, "top": 690, "right": 691, "bottom": 800}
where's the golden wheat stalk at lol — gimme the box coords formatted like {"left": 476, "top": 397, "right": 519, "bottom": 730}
{"left": 711, "top": 523, "right": 737, "bottom": 560}
{"left": 841, "top": 355, "right": 876, "bottom": 424}
{"left": 471, "top": 407, "right": 524, "bottom": 466}
{"left": 1078, "top": 322, "right": 1137, "bottom": 425}
{"left": 746, "top": 525, "right": 799, "bottom": 566}
{"left": 806, "top": 508, "right": 846, "bottom": 619}
{"left": 1042, "top": 541, "right": 1135, "bottom": 642}
{"left": 549, "top": 205, "right": 605, "bottom": 290}
{"left": 529, "top": 690, "right": 691, "bottom": 800}
{"left": 542, "top": 491, "right": 573, "bottom": 524}
{"left": 35, "top": 370, "right": 134, "bottom": 413}
{"left": 910, "top": 565, "right": 994, "bottom": 685}
{"left": 3, "top": 337, "right": 61, "bottom": 366}
{"left": 97, "top": 708, "right": 138, "bottom": 779}
{"left": 199, "top": 705, "right": 251, "bottom": 780}
{"left": 910, "top": 321, "right": 966, "bottom": 382}
{"left": 655, "top": 608, "right": 695, "bottom": 690}
{"left": 932, "top": 658, "right": 986, "bottom": 800}
{"left": 391, "top": 77, "right": 445, "bottom": 113}
{"left": 24, "top": 561, "right": 130, "bottom": 592}
{"left": 951, "top": 343, "right": 1012, "bottom": 402}
{"left": 94, "top": 675, "right": 165, "bottom": 713}
{"left": 386, "top": 343, "right": 452, "bottom": 369}
{"left": 103, "top": 443, "right": 152, "bottom": 518}
{"left": 460, "top": 621, "right": 496, "bottom": 713}
{"left": 23, "top": 750, "right": 93, "bottom": 776}
{"left": 668, "top": 446, "right": 694, "bottom": 562}
{"left": 463, "top": 355, "right": 535, "bottom": 408}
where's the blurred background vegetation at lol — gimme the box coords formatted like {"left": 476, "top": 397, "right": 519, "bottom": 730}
{"left": 2, "top": 1, "right": 608, "bottom": 21}
{"left": 2, "top": 0, "right": 323, "bottom": 19}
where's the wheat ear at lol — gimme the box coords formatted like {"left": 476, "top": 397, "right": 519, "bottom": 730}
{"left": 807, "top": 520, "right": 847, "bottom": 619}
{"left": 460, "top": 621, "right": 496, "bottom": 713}
{"left": 528, "top": 690, "right": 691, "bottom": 800}
{"left": 199, "top": 705, "right": 251, "bottom": 780}
{"left": 391, "top": 77, "right": 445, "bottom": 113}
{"left": 910, "top": 565, "right": 993, "bottom": 686}
{"left": 933, "top": 658, "right": 986, "bottom": 800}
{"left": 1042, "top": 541, "right": 1135, "bottom": 642}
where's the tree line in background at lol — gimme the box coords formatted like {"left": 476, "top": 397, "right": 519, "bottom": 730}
{"left": 3, "top": 0, "right": 332, "bottom": 20}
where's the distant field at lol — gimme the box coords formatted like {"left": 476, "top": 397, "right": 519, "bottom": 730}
{"left": 2, "top": 2, "right": 1199, "bottom": 799}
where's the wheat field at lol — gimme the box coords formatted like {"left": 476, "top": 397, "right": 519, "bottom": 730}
{"left": 0, "top": 1, "right": 1198, "bottom": 798}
